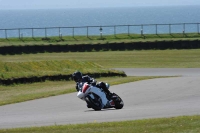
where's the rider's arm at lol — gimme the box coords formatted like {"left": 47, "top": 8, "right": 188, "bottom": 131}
{"left": 83, "top": 75, "right": 96, "bottom": 85}
{"left": 88, "top": 76, "right": 96, "bottom": 85}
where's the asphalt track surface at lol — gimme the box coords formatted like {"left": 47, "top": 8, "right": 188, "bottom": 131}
{"left": 0, "top": 68, "right": 200, "bottom": 129}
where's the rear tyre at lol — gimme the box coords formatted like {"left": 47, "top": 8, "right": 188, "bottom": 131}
{"left": 85, "top": 94, "right": 102, "bottom": 111}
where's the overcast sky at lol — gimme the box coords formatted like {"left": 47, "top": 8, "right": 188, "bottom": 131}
{"left": 0, "top": 0, "right": 200, "bottom": 9}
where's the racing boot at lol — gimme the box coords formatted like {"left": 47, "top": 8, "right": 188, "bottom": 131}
{"left": 106, "top": 99, "right": 115, "bottom": 107}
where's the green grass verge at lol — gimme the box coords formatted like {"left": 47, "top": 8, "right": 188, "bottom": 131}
{"left": 0, "top": 33, "right": 200, "bottom": 46}
{"left": 0, "top": 115, "right": 199, "bottom": 132}
{"left": 1, "top": 49, "right": 200, "bottom": 68}
{"left": 0, "top": 76, "right": 167, "bottom": 106}
{"left": 0, "top": 60, "right": 122, "bottom": 80}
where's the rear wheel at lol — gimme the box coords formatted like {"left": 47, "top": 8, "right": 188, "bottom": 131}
{"left": 85, "top": 94, "right": 102, "bottom": 111}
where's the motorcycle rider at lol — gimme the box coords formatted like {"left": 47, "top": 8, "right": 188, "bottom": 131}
{"left": 72, "top": 71, "right": 113, "bottom": 100}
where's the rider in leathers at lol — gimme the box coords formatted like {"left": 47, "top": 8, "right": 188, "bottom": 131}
{"left": 72, "top": 71, "right": 113, "bottom": 106}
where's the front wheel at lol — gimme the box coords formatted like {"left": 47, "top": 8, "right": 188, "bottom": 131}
{"left": 112, "top": 93, "right": 124, "bottom": 109}
{"left": 85, "top": 94, "right": 102, "bottom": 111}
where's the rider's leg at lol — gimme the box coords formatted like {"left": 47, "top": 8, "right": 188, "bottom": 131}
{"left": 96, "top": 82, "right": 113, "bottom": 99}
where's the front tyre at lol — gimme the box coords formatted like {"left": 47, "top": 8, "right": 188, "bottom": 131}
{"left": 112, "top": 93, "right": 124, "bottom": 109}
{"left": 85, "top": 94, "right": 102, "bottom": 111}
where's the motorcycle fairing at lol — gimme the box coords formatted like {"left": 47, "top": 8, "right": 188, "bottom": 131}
{"left": 77, "top": 83, "right": 108, "bottom": 107}
{"left": 82, "top": 83, "right": 90, "bottom": 93}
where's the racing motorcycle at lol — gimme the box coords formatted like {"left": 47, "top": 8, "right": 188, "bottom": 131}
{"left": 77, "top": 82, "right": 124, "bottom": 111}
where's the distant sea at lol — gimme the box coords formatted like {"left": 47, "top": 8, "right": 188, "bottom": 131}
{"left": 0, "top": 5, "right": 200, "bottom": 38}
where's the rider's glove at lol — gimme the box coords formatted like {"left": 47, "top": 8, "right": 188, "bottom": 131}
{"left": 91, "top": 80, "right": 97, "bottom": 86}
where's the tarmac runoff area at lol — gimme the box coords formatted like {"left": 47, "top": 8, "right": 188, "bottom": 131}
{"left": 0, "top": 68, "right": 200, "bottom": 129}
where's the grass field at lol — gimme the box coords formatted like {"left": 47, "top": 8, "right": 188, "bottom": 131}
{"left": 0, "top": 115, "right": 200, "bottom": 133}
{"left": 1, "top": 50, "right": 200, "bottom": 68}
{"left": 0, "top": 60, "right": 122, "bottom": 79}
